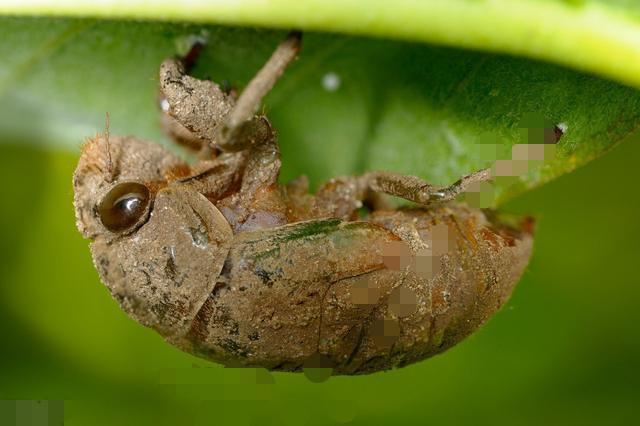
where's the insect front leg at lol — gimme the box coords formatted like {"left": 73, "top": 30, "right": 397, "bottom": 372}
{"left": 159, "top": 31, "right": 300, "bottom": 155}
{"left": 158, "top": 42, "right": 216, "bottom": 155}
{"left": 158, "top": 43, "right": 235, "bottom": 155}
{"left": 174, "top": 123, "right": 284, "bottom": 230}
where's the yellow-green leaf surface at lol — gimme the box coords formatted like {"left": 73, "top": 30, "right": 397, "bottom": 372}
{"left": 3, "top": 0, "right": 640, "bottom": 88}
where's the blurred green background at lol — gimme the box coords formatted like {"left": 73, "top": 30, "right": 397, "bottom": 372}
{"left": 1, "top": 18, "right": 640, "bottom": 426}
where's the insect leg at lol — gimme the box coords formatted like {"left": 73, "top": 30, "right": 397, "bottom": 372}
{"left": 313, "top": 169, "right": 491, "bottom": 219}
{"left": 361, "top": 169, "right": 492, "bottom": 205}
{"left": 158, "top": 50, "right": 235, "bottom": 150}
{"left": 312, "top": 177, "right": 393, "bottom": 220}
{"left": 173, "top": 134, "right": 282, "bottom": 231}
{"left": 217, "top": 31, "right": 302, "bottom": 151}
{"left": 159, "top": 111, "right": 210, "bottom": 154}
{"left": 158, "top": 41, "right": 217, "bottom": 155}
{"left": 236, "top": 122, "right": 281, "bottom": 198}
{"left": 206, "top": 128, "right": 285, "bottom": 230}
{"left": 207, "top": 32, "right": 302, "bottom": 228}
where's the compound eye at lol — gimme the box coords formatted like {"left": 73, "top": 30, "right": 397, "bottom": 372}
{"left": 98, "top": 182, "right": 150, "bottom": 232}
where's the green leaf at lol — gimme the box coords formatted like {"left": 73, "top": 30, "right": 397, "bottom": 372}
{"left": 3, "top": 0, "right": 640, "bottom": 88}
{"left": 1, "top": 16, "right": 639, "bottom": 204}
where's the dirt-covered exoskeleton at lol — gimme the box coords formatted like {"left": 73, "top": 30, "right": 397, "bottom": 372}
{"left": 73, "top": 32, "right": 533, "bottom": 375}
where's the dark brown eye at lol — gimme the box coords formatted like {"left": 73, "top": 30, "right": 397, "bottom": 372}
{"left": 98, "top": 182, "right": 150, "bottom": 232}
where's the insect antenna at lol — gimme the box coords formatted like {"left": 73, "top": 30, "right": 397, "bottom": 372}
{"left": 104, "top": 112, "right": 115, "bottom": 183}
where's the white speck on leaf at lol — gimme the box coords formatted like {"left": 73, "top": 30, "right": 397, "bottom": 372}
{"left": 322, "top": 72, "right": 341, "bottom": 92}
{"left": 557, "top": 122, "right": 568, "bottom": 134}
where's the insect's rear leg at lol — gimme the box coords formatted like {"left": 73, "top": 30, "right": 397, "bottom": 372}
{"left": 312, "top": 169, "right": 491, "bottom": 220}
{"left": 312, "top": 177, "right": 390, "bottom": 221}
{"left": 361, "top": 169, "right": 491, "bottom": 205}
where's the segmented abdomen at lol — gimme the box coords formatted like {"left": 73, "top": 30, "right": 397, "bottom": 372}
{"left": 183, "top": 204, "right": 533, "bottom": 374}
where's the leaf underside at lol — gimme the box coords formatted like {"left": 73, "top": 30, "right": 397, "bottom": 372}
{"left": 1, "top": 16, "right": 639, "bottom": 204}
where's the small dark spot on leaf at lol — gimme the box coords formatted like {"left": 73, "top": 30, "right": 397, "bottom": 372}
{"left": 550, "top": 123, "right": 566, "bottom": 144}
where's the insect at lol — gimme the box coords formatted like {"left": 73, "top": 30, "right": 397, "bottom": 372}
{"left": 73, "top": 31, "right": 533, "bottom": 376}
